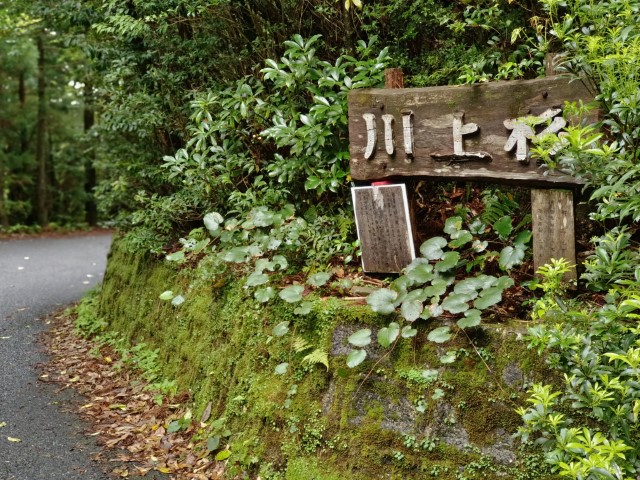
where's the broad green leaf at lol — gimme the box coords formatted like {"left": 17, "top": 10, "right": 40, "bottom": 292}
{"left": 165, "top": 251, "right": 185, "bottom": 263}
{"left": 171, "top": 295, "right": 185, "bottom": 306}
{"left": 406, "top": 264, "right": 435, "bottom": 284}
{"left": 401, "top": 326, "right": 418, "bottom": 338}
{"left": 420, "top": 237, "right": 447, "bottom": 260}
{"left": 377, "top": 322, "right": 400, "bottom": 348}
{"left": 457, "top": 309, "right": 482, "bottom": 328}
{"left": 440, "top": 351, "right": 457, "bottom": 364}
{"left": 294, "top": 301, "right": 313, "bottom": 315}
{"left": 495, "top": 276, "right": 515, "bottom": 289}
{"left": 167, "top": 421, "right": 181, "bottom": 433}
{"left": 475, "top": 274, "right": 499, "bottom": 289}
{"left": 279, "top": 285, "right": 304, "bottom": 303}
{"left": 272, "top": 255, "right": 288, "bottom": 270}
{"left": 474, "top": 287, "right": 504, "bottom": 309}
{"left": 404, "top": 288, "right": 427, "bottom": 303}
{"left": 444, "top": 216, "right": 463, "bottom": 235}
{"left": 274, "top": 362, "right": 289, "bottom": 375}
{"left": 454, "top": 278, "right": 482, "bottom": 298}
{"left": 348, "top": 329, "right": 372, "bottom": 347}
{"left": 499, "top": 244, "right": 526, "bottom": 270}
{"left": 254, "top": 258, "right": 274, "bottom": 273}
{"left": 427, "top": 326, "right": 452, "bottom": 343}
{"left": 493, "top": 216, "right": 513, "bottom": 239}
{"left": 472, "top": 239, "right": 488, "bottom": 253}
{"left": 254, "top": 287, "right": 275, "bottom": 303}
{"left": 159, "top": 290, "right": 174, "bottom": 301}
{"left": 469, "top": 218, "right": 486, "bottom": 235}
{"left": 401, "top": 299, "right": 423, "bottom": 322}
{"left": 222, "top": 247, "right": 249, "bottom": 263}
{"left": 246, "top": 272, "right": 269, "bottom": 287}
{"left": 422, "top": 302, "right": 444, "bottom": 319}
{"left": 207, "top": 435, "right": 221, "bottom": 452}
{"left": 432, "top": 388, "right": 445, "bottom": 400}
{"left": 215, "top": 450, "right": 231, "bottom": 461}
{"left": 204, "top": 212, "right": 224, "bottom": 234}
{"left": 442, "top": 293, "right": 471, "bottom": 314}
{"left": 424, "top": 279, "right": 448, "bottom": 298}
{"left": 346, "top": 349, "right": 367, "bottom": 368}
{"left": 514, "top": 230, "right": 532, "bottom": 246}
{"left": 366, "top": 288, "right": 398, "bottom": 314}
{"left": 435, "top": 251, "right": 460, "bottom": 272}
{"left": 422, "top": 369, "right": 439, "bottom": 382}
{"left": 273, "top": 321, "right": 290, "bottom": 337}
{"left": 449, "top": 230, "right": 473, "bottom": 249}
{"left": 308, "top": 272, "right": 331, "bottom": 287}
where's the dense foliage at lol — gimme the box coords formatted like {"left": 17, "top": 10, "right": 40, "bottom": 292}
{"left": 3, "top": 0, "right": 640, "bottom": 478}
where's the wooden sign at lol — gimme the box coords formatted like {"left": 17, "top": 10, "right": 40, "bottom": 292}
{"left": 348, "top": 76, "right": 594, "bottom": 187}
{"left": 352, "top": 184, "right": 415, "bottom": 272}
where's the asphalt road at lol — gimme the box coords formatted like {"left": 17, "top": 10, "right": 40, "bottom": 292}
{"left": 0, "top": 233, "right": 112, "bottom": 480}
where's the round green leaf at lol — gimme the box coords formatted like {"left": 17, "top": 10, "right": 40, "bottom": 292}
{"left": 469, "top": 218, "right": 486, "bottom": 235}
{"left": 474, "top": 287, "right": 504, "bottom": 310}
{"left": 377, "top": 322, "right": 400, "bottom": 348}
{"left": 495, "top": 276, "right": 515, "bottom": 289}
{"left": 435, "top": 251, "right": 460, "bottom": 272}
{"left": 420, "top": 237, "right": 447, "bottom": 260}
{"left": 246, "top": 272, "right": 269, "bottom": 287}
{"left": 294, "top": 301, "right": 313, "bottom": 315}
{"left": 406, "top": 264, "right": 435, "bottom": 284}
{"left": 308, "top": 272, "right": 331, "bottom": 287}
{"left": 204, "top": 212, "right": 224, "bottom": 234}
{"left": 444, "top": 216, "right": 463, "bottom": 235}
{"left": 424, "top": 279, "right": 448, "bottom": 298}
{"left": 457, "top": 309, "right": 482, "bottom": 329}
{"left": 346, "top": 349, "right": 367, "bottom": 368}
{"left": 272, "top": 255, "right": 288, "bottom": 270}
{"left": 440, "top": 351, "right": 457, "bottom": 364}
{"left": 427, "top": 326, "right": 452, "bottom": 344}
{"left": 254, "top": 287, "right": 275, "bottom": 303}
{"left": 272, "top": 321, "right": 290, "bottom": 337}
{"left": 449, "top": 230, "right": 473, "bottom": 249}
{"left": 472, "top": 239, "right": 488, "bottom": 253}
{"left": 215, "top": 449, "right": 231, "bottom": 461}
{"left": 171, "top": 295, "right": 185, "bottom": 306}
{"left": 366, "top": 288, "right": 398, "bottom": 314}
{"left": 165, "top": 251, "right": 185, "bottom": 263}
{"left": 348, "top": 328, "right": 372, "bottom": 347}
{"left": 222, "top": 247, "right": 249, "bottom": 263}
{"left": 279, "top": 285, "right": 304, "bottom": 303}
{"left": 431, "top": 388, "right": 445, "bottom": 400}
{"left": 442, "top": 293, "right": 470, "bottom": 314}
{"left": 401, "top": 326, "right": 418, "bottom": 338}
{"left": 207, "top": 435, "right": 221, "bottom": 452}
{"left": 499, "top": 244, "right": 526, "bottom": 270}
{"left": 274, "top": 362, "right": 289, "bottom": 375}
{"left": 453, "top": 278, "right": 481, "bottom": 298}
{"left": 159, "top": 290, "right": 174, "bottom": 301}
{"left": 401, "top": 299, "right": 423, "bottom": 322}
{"left": 514, "top": 230, "right": 532, "bottom": 246}
{"left": 493, "top": 215, "right": 513, "bottom": 239}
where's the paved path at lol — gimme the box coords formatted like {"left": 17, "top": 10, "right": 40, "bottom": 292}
{"left": 0, "top": 233, "right": 112, "bottom": 480}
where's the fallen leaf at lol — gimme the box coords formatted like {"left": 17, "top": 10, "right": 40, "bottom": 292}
{"left": 0, "top": 422, "right": 6, "bottom": 428}
{"left": 7, "top": 437, "right": 21, "bottom": 443}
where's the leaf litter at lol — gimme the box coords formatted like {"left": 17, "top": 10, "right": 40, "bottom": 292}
{"left": 39, "top": 311, "right": 226, "bottom": 479}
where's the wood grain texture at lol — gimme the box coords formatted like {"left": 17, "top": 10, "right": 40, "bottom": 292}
{"left": 348, "top": 76, "right": 594, "bottom": 186}
{"left": 531, "top": 189, "right": 577, "bottom": 281}
{"left": 352, "top": 185, "right": 415, "bottom": 273}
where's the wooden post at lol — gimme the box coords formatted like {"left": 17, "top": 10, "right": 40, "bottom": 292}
{"left": 530, "top": 54, "right": 578, "bottom": 280}
{"left": 385, "top": 68, "right": 404, "bottom": 89}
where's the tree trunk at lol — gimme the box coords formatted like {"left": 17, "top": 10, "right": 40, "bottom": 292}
{"left": 19, "top": 69, "right": 28, "bottom": 153}
{"left": 35, "top": 33, "right": 48, "bottom": 227}
{"left": 0, "top": 151, "right": 7, "bottom": 228}
{"left": 84, "top": 80, "right": 98, "bottom": 226}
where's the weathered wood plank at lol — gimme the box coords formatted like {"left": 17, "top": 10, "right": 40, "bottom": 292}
{"left": 531, "top": 188, "right": 577, "bottom": 281}
{"left": 348, "top": 76, "right": 594, "bottom": 186}
{"left": 352, "top": 184, "right": 415, "bottom": 272}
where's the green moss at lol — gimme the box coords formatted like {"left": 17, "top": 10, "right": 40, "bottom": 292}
{"left": 92, "top": 239, "right": 554, "bottom": 479}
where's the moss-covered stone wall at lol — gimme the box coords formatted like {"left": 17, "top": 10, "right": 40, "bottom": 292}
{"left": 95, "top": 239, "right": 559, "bottom": 479}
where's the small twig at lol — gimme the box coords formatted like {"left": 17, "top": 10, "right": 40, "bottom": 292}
{"left": 462, "top": 329, "right": 492, "bottom": 374}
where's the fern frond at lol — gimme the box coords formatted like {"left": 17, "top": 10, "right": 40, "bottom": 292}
{"left": 302, "top": 348, "right": 329, "bottom": 370}
{"left": 292, "top": 336, "right": 311, "bottom": 353}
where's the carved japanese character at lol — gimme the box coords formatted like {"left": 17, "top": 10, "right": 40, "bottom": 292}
{"left": 431, "top": 111, "right": 492, "bottom": 163}
{"left": 503, "top": 108, "right": 566, "bottom": 164}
